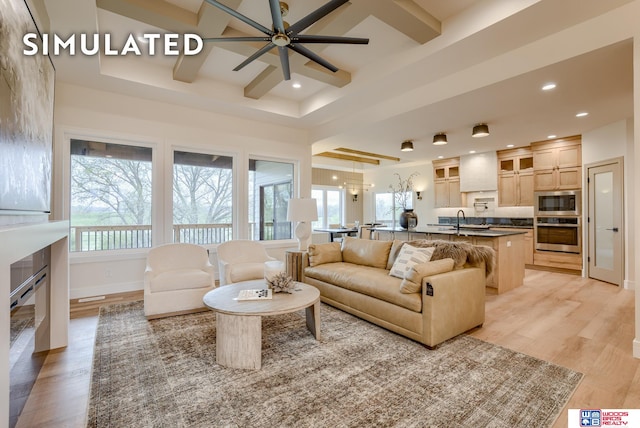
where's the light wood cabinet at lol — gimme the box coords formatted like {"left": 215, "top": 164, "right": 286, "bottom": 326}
{"left": 433, "top": 158, "right": 465, "bottom": 208}
{"left": 430, "top": 233, "right": 525, "bottom": 294}
{"left": 532, "top": 137, "right": 582, "bottom": 191}
{"left": 492, "top": 227, "right": 534, "bottom": 265}
{"left": 497, "top": 147, "right": 534, "bottom": 206}
{"left": 533, "top": 251, "right": 582, "bottom": 272}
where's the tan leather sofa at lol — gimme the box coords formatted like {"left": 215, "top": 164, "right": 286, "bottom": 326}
{"left": 302, "top": 237, "right": 492, "bottom": 348}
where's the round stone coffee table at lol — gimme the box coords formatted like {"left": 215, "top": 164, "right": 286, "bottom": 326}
{"left": 203, "top": 279, "right": 320, "bottom": 370}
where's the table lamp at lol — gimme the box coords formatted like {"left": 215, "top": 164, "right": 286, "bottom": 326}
{"left": 287, "top": 198, "right": 318, "bottom": 251}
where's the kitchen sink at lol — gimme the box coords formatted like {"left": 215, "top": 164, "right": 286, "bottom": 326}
{"left": 448, "top": 224, "right": 492, "bottom": 230}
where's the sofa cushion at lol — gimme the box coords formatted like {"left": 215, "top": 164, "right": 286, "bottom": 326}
{"left": 150, "top": 269, "right": 212, "bottom": 293}
{"left": 341, "top": 237, "right": 392, "bottom": 269}
{"left": 308, "top": 242, "right": 342, "bottom": 266}
{"left": 228, "top": 262, "right": 265, "bottom": 283}
{"left": 304, "top": 262, "right": 421, "bottom": 312}
{"left": 399, "top": 258, "right": 455, "bottom": 293}
{"left": 385, "top": 239, "right": 406, "bottom": 270}
{"left": 389, "top": 244, "right": 435, "bottom": 279}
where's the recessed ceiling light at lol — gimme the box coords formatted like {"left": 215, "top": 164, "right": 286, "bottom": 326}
{"left": 292, "top": 82, "right": 302, "bottom": 89}
{"left": 547, "top": 134, "right": 557, "bottom": 139}
{"left": 469, "top": 150, "right": 476, "bottom": 154}
{"left": 332, "top": 175, "right": 337, "bottom": 180}
{"left": 576, "top": 112, "right": 589, "bottom": 117}
{"left": 506, "top": 144, "right": 514, "bottom": 148}
{"left": 438, "top": 155, "right": 444, "bottom": 159}
{"left": 542, "top": 83, "right": 556, "bottom": 91}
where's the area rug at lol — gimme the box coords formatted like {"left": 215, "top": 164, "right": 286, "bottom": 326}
{"left": 87, "top": 301, "right": 582, "bottom": 428}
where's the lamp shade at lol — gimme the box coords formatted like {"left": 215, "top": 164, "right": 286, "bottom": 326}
{"left": 433, "top": 133, "right": 447, "bottom": 145}
{"left": 286, "top": 198, "right": 318, "bottom": 222}
{"left": 472, "top": 124, "right": 490, "bottom": 138}
{"left": 401, "top": 140, "right": 414, "bottom": 152}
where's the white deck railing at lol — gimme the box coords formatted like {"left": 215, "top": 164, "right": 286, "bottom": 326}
{"left": 71, "top": 222, "right": 279, "bottom": 251}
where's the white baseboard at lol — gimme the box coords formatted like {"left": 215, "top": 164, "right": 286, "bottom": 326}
{"left": 624, "top": 279, "right": 635, "bottom": 290}
{"left": 70, "top": 280, "right": 142, "bottom": 300}
{"left": 634, "top": 339, "right": 640, "bottom": 359}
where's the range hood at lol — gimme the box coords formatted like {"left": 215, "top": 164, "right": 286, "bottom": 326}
{"left": 459, "top": 151, "right": 498, "bottom": 192}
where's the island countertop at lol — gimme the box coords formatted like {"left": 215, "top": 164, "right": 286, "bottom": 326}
{"left": 369, "top": 225, "right": 527, "bottom": 238}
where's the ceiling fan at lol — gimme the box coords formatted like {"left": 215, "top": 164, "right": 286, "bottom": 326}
{"left": 202, "top": 0, "right": 369, "bottom": 80}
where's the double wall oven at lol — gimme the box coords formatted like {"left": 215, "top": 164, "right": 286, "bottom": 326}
{"left": 534, "top": 190, "right": 581, "bottom": 254}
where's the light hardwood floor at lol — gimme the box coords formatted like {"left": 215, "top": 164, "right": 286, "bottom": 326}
{"left": 13, "top": 271, "right": 640, "bottom": 427}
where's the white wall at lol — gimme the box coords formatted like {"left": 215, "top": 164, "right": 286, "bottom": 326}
{"left": 582, "top": 118, "right": 634, "bottom": 288}
{"left": 52, "top": 83, "right": 312, "bottom": 299}
{"left": 363, "top": 161, "right": 434, "bottom": 225}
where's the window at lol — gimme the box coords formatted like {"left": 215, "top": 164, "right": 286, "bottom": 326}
{"left": 248, "top": 159, "right": 294, "bottom": 241}
{"left": 173, "top": 151, "right": 233, "bottom": 244}
{"left": 374, "top": 191, "right": 412, "bottom": 227}
{"left": 375, "top": 193, "right": 394, "bottom": 226}
{"left": 70, "top": 139, "right": 152, "bottom": 251}
{"left": 311, "top": 187, "right": 344, "bottom": 229}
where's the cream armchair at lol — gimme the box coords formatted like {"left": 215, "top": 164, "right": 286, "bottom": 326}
{"left": 216, "top": 240, "right": 276, "bottom": 286}
{"left": 144, "top": 243, "right": 215, "bottom": 319}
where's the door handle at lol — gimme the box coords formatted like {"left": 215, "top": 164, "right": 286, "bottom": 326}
{"left": 606, "top": 227, "right": 619, "bottom": 232}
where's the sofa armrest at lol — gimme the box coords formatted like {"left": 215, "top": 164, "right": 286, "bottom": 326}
{"left": 420, "top": 267, "right": 485, "bottom": 347}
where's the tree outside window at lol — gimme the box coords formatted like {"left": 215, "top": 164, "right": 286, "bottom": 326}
{"left": 172, "top": 151, "right": 233, "bottom": 244}
{"left": 70, "top": 139, "right": 152, "bottom": 251}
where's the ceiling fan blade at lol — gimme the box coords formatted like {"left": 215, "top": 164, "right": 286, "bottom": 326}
{"left": 293, "top": 35, "right": 369, "bottom": 44}
{"left": 202, "top": 37, "right": 271, "bottom": 42}
{"left": 288, "top": 44, "right": 338, "bottom": 73}
{"left": 233, "top": 42, "right": 276, "bottom": 71}
{"left": 203, "top": 0, "right": 273, "bottom": 36}
{"left": 278, "top": 46, "right": 291, "bottom": 80}
{"left": 288, "top": 0, "right": 349, "bottom": 35}
{"left": 269, "top": 0, "right": 285, "bottom": 33}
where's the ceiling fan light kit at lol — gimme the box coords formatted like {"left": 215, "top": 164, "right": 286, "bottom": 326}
{"left": 203, "top": 0, "right": 369, "bottom": 81}
{"left": 401, "top": 140, "right": 414, "bottom": 152}
{"left": 472, "top": 123, "right": 490, "bottom": 138}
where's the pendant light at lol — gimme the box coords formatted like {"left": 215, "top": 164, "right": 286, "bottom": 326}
{"left": 472, "top": 123, "right": 490, "bottom": 138}
{"left": 433, "top": 133, "right": 447, "bottom": 145}
{"left": 401, "top": 140, "right": 414, "bottom": 152}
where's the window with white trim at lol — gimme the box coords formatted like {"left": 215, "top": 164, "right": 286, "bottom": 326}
{"left": 70, "top": 139, "right": 152, "bottom": 251}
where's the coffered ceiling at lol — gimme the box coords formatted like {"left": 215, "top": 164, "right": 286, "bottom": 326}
{"left": 39, "top": 0, "right": 637, "bottom": 168}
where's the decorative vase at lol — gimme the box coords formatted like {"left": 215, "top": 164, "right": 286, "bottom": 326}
{"left": 399, "top": 209, "right": 418, "bottom": 229}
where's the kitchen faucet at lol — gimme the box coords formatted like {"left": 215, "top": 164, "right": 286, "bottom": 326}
{"left": 456, "top": 209, "right": 466, "bottom": 234}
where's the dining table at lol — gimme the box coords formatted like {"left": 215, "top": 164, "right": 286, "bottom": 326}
{"left": 314, "top": 227, "right": 359, "bottom": 242}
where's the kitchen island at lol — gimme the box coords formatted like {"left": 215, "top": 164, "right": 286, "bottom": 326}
{"left": 371, "top": 226, "right": 526, "bottom": 294}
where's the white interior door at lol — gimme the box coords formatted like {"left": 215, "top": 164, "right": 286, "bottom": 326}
{"left": 587, "top": 158, "right": 623, "bottom": 286}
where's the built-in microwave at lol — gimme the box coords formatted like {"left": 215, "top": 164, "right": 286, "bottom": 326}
{"left": 534, "top": 190, "right": 580, "bottom": 216}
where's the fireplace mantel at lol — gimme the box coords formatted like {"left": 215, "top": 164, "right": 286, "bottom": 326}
{"left": 1, "top": 220, "right": 69, "bottom": 428}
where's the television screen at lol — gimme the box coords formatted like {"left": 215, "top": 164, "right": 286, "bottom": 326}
{"left": 0, "top": 0, "right": 54, "bottom": 213}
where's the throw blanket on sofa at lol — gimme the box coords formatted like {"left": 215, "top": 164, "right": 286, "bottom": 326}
{"left": 406, "top": 240, "right": 495, "bottom": 278}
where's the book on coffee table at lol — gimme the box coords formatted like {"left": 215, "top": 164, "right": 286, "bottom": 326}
{"left": 236, "top": 289, "right": 272, "bottom": 301}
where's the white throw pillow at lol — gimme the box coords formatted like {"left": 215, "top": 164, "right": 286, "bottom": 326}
{"left": 388, "top": 244, "right": 435, "bottom": 279}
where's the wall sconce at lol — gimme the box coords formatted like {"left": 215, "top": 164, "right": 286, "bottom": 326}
{"left": 416, "top": 191, "right": 422, "bottom": 200}
{"left": 352, "top": 194, "right": 358, "bottom": 202}
{"left": 472, "top": 123, "right": 490, "bottom": 138}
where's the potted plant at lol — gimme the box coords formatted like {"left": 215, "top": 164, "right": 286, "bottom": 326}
{"left": 389, "top": 172, "right": 419, "bottom": 229}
